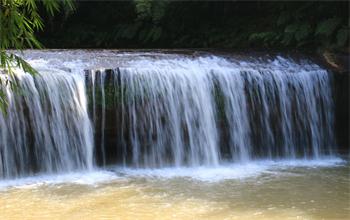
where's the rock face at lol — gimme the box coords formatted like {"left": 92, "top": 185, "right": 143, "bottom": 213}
{"left": 333, "top": 71, "right": 349, "bottom": 154}
{"left": 317, "top": 51, "right": 349, "bottom": 154}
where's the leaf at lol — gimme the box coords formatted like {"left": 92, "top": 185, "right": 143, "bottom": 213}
{"left": 0, "top": 89, "right": 8, "bottom": 115}
{"left": 282, "top": 33, "right": 294, "bottom": 46}
{"left": 277, "top": 13, "right": 291, "bottom": 27}
{"left": 42, "top": 0, "right": 60, "bottom": 16}
{"left": 151, "top": 27, "right": 162, "bottom": 42}
{"left": 284, "top": 24, "right": 299, "bottom": 33}
{"left": 249, "top": 32, "right": 276, "bottom": 42}
{"left": 336, "top": 28, "right": 349, "bottom": 47}
{"left": 295, "top": 23, "right": 311, "bottom": 41}
{"left": 315, "top": 18, "right": 342, "bottom": 37}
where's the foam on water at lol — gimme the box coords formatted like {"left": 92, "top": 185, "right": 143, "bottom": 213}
{"left": 0, "top": 157, "right": 344, "bottom": 189}
{"left": 0, "top": 170, "right": 118, "bottom": 190}
{"left": 0, "top": 50, "right": 339, "bottom": 181}
{"left": 116, "top": 157, "right": 345, "bottom": 182}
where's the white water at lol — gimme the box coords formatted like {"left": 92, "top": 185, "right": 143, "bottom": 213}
{"left": 0, "top": 50, "right": 338, "bottom": 180}
{"left": 0, "top": 157, "right": 344, "bottom": 189}
{"left": 0, "top": 59, "right": 94, "bottom": 179}
{"left": 117, "top": 157, "right": 345, "bottom": 182}
{"left": 89, "top": 54, "right": 336, "bottom": 167}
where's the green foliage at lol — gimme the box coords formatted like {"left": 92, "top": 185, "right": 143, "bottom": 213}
{"left": 125, "top": 0, "right": 166, "bottom": 43}
{"left": 134, "top": 0, "right": 167, "bottom": 24}
{"left": 0, "top": 86, "right": 7, "bottom": 113}
{"left": 0, "top": 0, "right": 74, "bottom": 110}
{"left": 337, "top": 29, "right": 349, "bottom": 47}
{"left": 38, "top": 1, "right": 348, "bottom": 52}
{"left": 249, "top": 32, "right": 280, "bottom": 47}
{"left": 315, "top": 18, "right": 342, "bottom": 37}
{"left": 295, "top": 24, "right": 311, "bottom": 41}
{"left": 247, "top": 4, "right": 348, "bottom": 50}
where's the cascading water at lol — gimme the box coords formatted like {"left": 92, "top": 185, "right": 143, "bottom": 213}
{"left": 87, "top": 54, "right": 336, "bottom": 167}
{"left": 0, "top": 51, "right": 337, "bottom": 179}
{"left": 0, "top": 66, "right": 94, "bottom": 179}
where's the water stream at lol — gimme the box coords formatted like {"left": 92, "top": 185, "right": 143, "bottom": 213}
{"left": 0, "top": 50, "right": 347, "bottom": 219}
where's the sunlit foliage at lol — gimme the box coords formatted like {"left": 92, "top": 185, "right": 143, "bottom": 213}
{"left": 0, "top": 0, "right": 74, "bottom": 110}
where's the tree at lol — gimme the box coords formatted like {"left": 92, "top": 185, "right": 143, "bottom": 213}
{"left": 0, "top": 0, "right": 74, "bottom": 112}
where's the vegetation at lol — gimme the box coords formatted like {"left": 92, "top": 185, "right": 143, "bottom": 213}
{"left": 0, "top": 1, "right": 348, "bottom": 111}
{"left": 39, "top": 1, "right": 348, "bottom": 52}
{"left": 0, "top": 0, "right": 74, "bottom": 111}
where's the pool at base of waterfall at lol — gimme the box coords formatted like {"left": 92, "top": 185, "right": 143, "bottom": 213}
{"left": 0, "top": 158, "right": 349, "bottom": 220}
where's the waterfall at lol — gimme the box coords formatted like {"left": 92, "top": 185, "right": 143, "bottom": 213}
{"left": 0, "top": 69, "right": 94, "bottom": 179}
{"left": 87, "top": 55, "right": 336, "bottom": 167}
{"left": 0, "top": 51, "right": 337, "bottom": 179}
